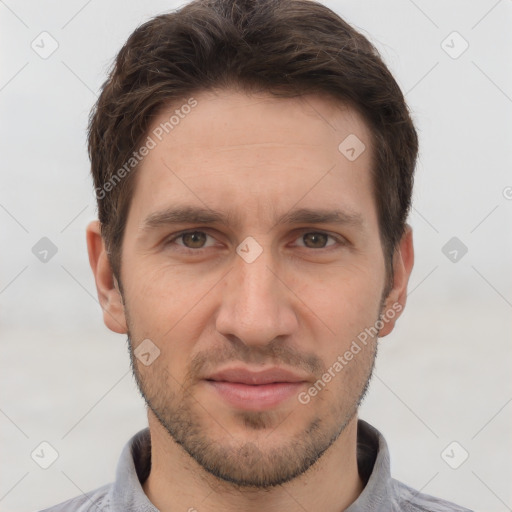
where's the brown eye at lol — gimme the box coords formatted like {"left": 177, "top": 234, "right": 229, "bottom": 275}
{"left": 301, "top": 232, "right": 331, "bottom": 249}
{"left": 180, "top": 231, "right": 208, "bottom": 248}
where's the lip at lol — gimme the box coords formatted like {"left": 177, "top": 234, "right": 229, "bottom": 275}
{"left": 203, "top": 366, "right": 310, "bottom": 410}
{"left": 205, "top": 366, "right": 310, "bottom": 385}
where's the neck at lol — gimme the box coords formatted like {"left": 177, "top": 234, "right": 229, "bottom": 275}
{"left": 142, "top": 412, "right": 364, "bottom": 512}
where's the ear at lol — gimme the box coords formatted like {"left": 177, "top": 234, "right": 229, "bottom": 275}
{"left": 86, "top": 220, "right": 128, "bottom": 334}
{"left": 378, "top": 224, "right": 414, "bottom": 337}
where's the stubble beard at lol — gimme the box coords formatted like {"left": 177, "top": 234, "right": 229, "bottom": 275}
{"left": 128, "top": 333, "right": 378, "bottom": 489}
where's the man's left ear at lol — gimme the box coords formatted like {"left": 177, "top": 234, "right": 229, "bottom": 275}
{"left": 378, "top": 224, "right": 414, "bottom": 337}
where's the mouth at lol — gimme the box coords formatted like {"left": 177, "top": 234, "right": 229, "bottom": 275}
{"left": 203, "top": 366, "right": 310, "bottom": 410}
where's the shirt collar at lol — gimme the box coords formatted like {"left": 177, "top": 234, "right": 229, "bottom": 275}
{"left": 110, "top": 418, "right": 393, "bottom": 511}
{"left": 346, "top": 419, "right": 394, "bottom": 511}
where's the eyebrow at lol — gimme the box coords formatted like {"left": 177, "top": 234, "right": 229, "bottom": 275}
{"left": 141, "top": 205, "right": 364, "bottom": 233}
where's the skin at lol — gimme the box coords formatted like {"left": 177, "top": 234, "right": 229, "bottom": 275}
{"left": 87, "top": 88, "right": 414, "bottom": 512}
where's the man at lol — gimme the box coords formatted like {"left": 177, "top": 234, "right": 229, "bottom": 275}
{"left": 41, "top": 0, "right": 473, "bottom": 510}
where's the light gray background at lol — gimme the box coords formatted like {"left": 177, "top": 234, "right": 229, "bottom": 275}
{"left": 1, "top": 1, "right": 511, "bottom": 511}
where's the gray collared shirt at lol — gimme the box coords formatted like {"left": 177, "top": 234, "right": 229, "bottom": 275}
{"left": 39, "top": 419, "right": 473, "bottom": 511}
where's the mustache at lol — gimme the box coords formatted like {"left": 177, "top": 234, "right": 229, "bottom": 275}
{"left": 186, "top": 340, "right": 326, "bottom": 382}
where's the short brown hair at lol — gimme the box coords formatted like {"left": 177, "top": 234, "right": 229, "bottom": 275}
{"left": 88, "top": 0, "right": 418, "bottom": 292}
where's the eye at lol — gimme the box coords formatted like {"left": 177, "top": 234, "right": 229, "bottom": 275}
{"left": 293, "top": 231, "right": 342, "bottom": 250}
{"left": 166, "top": 230, "right": 216, "bottom": 251}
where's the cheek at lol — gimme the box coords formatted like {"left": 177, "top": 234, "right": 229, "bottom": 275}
{"left": 124, "top": 264, "right": 217, "bottom": 375}
{"left": 124, "top": 259, "right": 213, "bottom": 326}
{"left": 293, "top": 261, "right": 383, "bottom": 340}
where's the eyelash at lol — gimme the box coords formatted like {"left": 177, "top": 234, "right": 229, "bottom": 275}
{"left": 164, "top": 230, "right": 346, "bottom": 254}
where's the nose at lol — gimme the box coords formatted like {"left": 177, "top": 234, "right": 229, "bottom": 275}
{"left": 215, "top": 243, "right": 298, "bottom": 348}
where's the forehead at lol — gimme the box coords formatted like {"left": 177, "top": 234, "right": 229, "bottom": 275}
{"left": 127, "top": 88, "right": 376, "bottom": 232}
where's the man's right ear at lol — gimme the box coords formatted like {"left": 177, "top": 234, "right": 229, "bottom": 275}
{"left": 86, "top": 220, "right": 128, "bottom": 334}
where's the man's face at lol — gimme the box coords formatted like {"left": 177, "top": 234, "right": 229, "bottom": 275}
{"left": 109, "top": 89, "right": 398, "bottom": 487}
